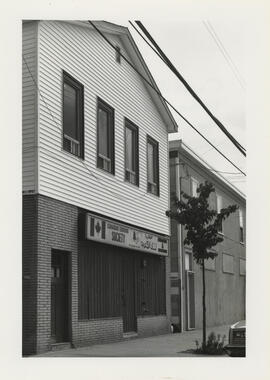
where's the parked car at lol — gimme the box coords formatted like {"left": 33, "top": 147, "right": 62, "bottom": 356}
{"left": 224, "top": 320, "right": 246, "bottom": 357}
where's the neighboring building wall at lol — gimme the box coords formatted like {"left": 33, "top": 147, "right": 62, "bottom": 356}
{"left": 34, "top": 20, "right": 170, "bottom": 235}
{"left": 22, "top": 21, "right": 38, "bottom": 193}
{"left": 168, "top": 143, "right": 246, "bottom": 330}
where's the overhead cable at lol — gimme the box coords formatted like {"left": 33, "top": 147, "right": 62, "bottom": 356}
{"left": 132, "top": 20, "right": 246, "bottom": 156}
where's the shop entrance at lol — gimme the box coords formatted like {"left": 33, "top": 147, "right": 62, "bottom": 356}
{"left": 122, "top": 254, "right": 137, "bottom": 333}
{"left": 51, "top": 250, "right": 69, "bottom": 343}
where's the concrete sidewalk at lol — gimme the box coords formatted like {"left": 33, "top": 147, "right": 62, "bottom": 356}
{"left": 36, "top": 324, "right": 230, "bottom": 357}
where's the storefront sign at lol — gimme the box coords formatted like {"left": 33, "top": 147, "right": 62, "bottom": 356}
{"left": 85, "top": 213, "right": 168, "bottom": 256}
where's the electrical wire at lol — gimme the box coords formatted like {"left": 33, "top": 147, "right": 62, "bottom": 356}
{"left": 203, "top": 21, "right": 246, "bottom": 91}
{"left": 132, "top": 21, "right": 246, "bottom": 156}
{"left": 88, "top": 20, "right": 246, "bottom": 176}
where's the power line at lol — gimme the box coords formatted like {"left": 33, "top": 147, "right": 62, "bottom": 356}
{"left": 203, "top": 21, "right": 246, "bottom": 91}
{"left": 132, "top": 21, "right": 246, "bottom": 156}
{"left": 88, "top": 21, "right": 246, "bottom": 177}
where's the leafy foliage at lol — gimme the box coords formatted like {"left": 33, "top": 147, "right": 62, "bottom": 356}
{"left": 166, "top": 181, "right": 238, "bottom": 263}
{"left": 195, "top": 332, "right": 226, "bottom": 355}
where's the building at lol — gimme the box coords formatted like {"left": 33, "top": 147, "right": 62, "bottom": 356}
{"left": 22, "top": 20, "right": 178, "bottom": 355}
{"left": 169, "top": 140, "right": 246, "bottom": 332}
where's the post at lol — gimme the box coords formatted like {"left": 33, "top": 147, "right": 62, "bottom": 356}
{"left": 202, "top": 258, "right": 206, "bottom": 348}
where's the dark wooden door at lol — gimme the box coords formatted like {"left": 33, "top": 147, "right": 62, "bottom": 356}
{"left": 122, "top": 254, "right": 137, "bottom": 333}
{"left": 51, "top": 251, "right": 69, "bottom": 343}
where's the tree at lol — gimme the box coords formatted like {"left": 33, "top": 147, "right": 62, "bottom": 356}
{"left": 166, "top": 181, "right": 238, "bottom": 350}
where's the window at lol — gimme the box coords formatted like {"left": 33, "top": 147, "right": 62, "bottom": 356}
{"left": 147, "top": 136, "right": 159, "bottom": 196}
{"left": 216, "top": 194, "right": 223, "bottom": 233}
{"left": 115, "top": 45, "right": 121, "bottom": 63}
{"left": 125, "top": 119, "right": 139, "bottom": 186}
{"left": 97, "top": 98, "right": 115, "bottom": 174}
{"left": 63, "top": 72, "right": 84, "bottom": 158}
{"left": 239, "top": 258, "right": 246, "bottom": 276}
{"left": 185, "top": 251, "right": 193, "bottom": 271}
{"left": 205, "top": 257, "right": 216, "bottom": 271}
{"left": 191, "top": 177, "right": 199, "bottom": 197}
{"left": 222, "top": 253, "right": 234, "bottom": 274}
{"left": 239, "top": 208, "right": 244, "bottom": 243}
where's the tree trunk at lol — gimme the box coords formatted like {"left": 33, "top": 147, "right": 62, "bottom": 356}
{"left": 202, "top": 258, "right": 206, "bottom": 349}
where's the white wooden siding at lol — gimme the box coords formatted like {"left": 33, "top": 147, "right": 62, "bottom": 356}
{"left": 37, "top": 21, "right": 170, "bottom": 235}
{"left": 22, "top": 21, "right": 38, "bottom": 192}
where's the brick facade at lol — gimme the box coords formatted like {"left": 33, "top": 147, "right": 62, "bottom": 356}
{"left": 23, "top": 195, "right": 38, "bottom": 356}
{"left": 23, "top": 194, "right": 170, "bottom": 355}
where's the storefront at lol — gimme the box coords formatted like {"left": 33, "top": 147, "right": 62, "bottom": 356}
{"left": 77, "top": 212, "right": 169, "bottom": 336}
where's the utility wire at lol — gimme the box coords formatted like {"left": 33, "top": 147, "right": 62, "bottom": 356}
{"left": 203, "top": 21, "right": 246, "bottom": 91}
{"left": 132, "top": 21, "right": 246, "bottom": 156}
{"left": 88, "top": 21, "right": 246, "bottom": 177}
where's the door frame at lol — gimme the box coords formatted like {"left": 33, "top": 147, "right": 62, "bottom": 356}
{"left": 51, "top": 249, "right": 72, "bottom": 343}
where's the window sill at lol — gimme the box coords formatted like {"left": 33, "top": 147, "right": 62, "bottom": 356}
{"left": 61, "top": 148, "right": 84, "bottom": 162}
{"left": 124, "top": 178, "right": 139, "bottom": 188}
{"left": 96, "top": 166, "right": 115, "bottom": 177}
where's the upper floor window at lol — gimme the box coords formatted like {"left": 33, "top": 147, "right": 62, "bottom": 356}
{"left": 239, "top": 208, "right": 244, "bottom": 243}
{"left": 147, "top": 136, "right": 159, "bottom": 196}
{"left": 63, "top": 71, "right": 84, "bottom": 158}
{"left": 125, "top": 119, "right": 139, "bottom": 186}
{"left": 216, "top": 193, "right": 223, "bottom": 233}
{"left": 97, "top": 98, "right": 115, "bottom": 174}
{"left": 191, "top": 177, "right": 199, "bottom": 197}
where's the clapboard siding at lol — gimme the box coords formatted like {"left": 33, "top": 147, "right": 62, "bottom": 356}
{"left": 38, "top": 21, "right": 170, "bottom": 234}
{"left": 22, "top": 21, "right": 38, "bottom": 193}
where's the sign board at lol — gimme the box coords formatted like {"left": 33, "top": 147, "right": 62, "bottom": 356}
{"left": 85, "top": 213, "right": 168, "bottom": 256}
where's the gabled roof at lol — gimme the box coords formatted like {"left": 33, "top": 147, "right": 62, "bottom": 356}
{"left": 64, "top": 20, "right": 178, "bottom": 133}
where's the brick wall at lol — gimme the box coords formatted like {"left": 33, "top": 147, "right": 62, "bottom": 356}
{"left": 36, "top": 194, "right": 78, "bottom": 354}
{"left": 73, "top": 318, "right": 123, "bottom": 347}
{"left": 23, "top": 195, "right": 38, "bottom": 356}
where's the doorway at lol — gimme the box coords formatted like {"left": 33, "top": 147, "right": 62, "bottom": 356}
{"left": 51, "top": 250, "right": 69, "bottom": 343}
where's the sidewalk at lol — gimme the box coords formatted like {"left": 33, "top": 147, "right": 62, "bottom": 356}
{"left": 36, "top": 324, "right": 230, "bottom": 357}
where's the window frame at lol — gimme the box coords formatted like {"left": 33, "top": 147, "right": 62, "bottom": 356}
{"left": 146, "top": 135, "right": 160, "bottom": 196}
{"left": 62, "top": 71, "right": 84, "bottom": 159}
{"left": 191, "top": 177, "right": 199, "bottom": 197}
{"left": 124, "top": 118, "right": 139, "bottom": 186}
{"left": 239, "top": 208, "right": 244, "bottom": 243}
{"left": 96, "top": 97, "right": 115, "bottom": 175}
{"left": 216, "top": 193, "right": 223, "bottom": 234}
{"left": 222, "top": 252, "right": 234, "bottom": 275}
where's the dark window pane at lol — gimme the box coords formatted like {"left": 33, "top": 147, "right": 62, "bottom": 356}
{"left": 125, "top": 127, "right": 134, "bottom": 171}
{"left": 63, "top": 83, "right": 77, "bottom": 140}
{"left": 98, "top": 108, "right": 109, "bottom": 157}
{"left": 147, "top": 142, "right": 154, "bottom": 183}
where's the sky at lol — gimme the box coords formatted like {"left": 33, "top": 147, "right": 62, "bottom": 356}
{"left": 128, "top": 19, "right": 247, "bottom": 193}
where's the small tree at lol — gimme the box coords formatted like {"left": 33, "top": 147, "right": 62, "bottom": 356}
{"left": 166, "top": 181, "right": 237, "bottom": 350}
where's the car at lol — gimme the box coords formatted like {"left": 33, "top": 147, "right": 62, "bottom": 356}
{"left": 224, "top": 320, "right": 246, "bottom": 357}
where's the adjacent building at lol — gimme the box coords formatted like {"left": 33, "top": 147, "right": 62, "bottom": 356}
{"left": 22, "top": 20, "right": 178, "bottom": 355}
{"left": 169, "top": 140, "right": 246, "bottom": 332}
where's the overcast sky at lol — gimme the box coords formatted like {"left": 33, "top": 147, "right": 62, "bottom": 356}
{"left": 128, "top": 19, "right": 247, "bottom": 193}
